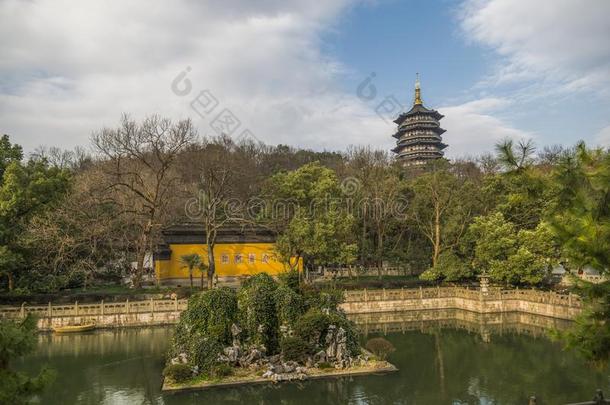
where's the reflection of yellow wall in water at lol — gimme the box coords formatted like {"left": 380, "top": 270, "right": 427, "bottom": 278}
{"left": 155, "top": 243, "right": 301, "bottom": 281}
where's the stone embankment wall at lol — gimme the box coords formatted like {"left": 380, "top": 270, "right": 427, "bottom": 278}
{"left": 0, "top": 298, "right": 188, "bottom": 331}
{"left": 339, "top": 287, "right": 582, "bottom": 321}
{"left": 0, "top": 287, "right": 582, "bottom": 330}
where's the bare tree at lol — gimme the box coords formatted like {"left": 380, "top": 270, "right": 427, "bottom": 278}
{"left": 24, "top": 167, "right": 131, "bottom": 288}
{"left": 345, "top": 146, "right": 401, "bottom": 274}
{"left": 409, "top": 165, "right": 478, "bottom": 267}
{"left": 183, "top": 135, "right": 244, "bottom": 289}
{"left": 477, "top": 152, "right": 501, "bottom": 175}
{"left": 92, "top": 114, "right": 195, "bottom": 287}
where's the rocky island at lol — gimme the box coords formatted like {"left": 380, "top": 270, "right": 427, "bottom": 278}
{"left": 161, "top": 272, "right": 397, "bottom": 392}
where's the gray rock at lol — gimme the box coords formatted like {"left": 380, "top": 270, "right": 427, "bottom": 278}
{"left": 231, "top": 323, "right": 242, "bottom": 347}
{"left": 313, "top": 350, "right": 327, "bottom": 363}
{"left": 335, "top": 327, "right": 348, "bottom": 362}
{"left": 240, "top": 347, "right": 263, "bottom": 367}
{"left": 223, "top": 346, "right": 241, "bottom": 363}
{"left": 268, "top": 354, "right": 281, "bottom": 365}
{"left": 325, "top": 325, "right": 338, "bottom": 359}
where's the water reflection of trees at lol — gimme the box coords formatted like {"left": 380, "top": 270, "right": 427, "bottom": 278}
{"left": 17, "top": 322, "right": 609, "bottom": 405}
{"left": 20, "top": 327, "right": 171, "bottom": 405}
{"left": 367, "top": 327, "right": 609, "bottom": 404}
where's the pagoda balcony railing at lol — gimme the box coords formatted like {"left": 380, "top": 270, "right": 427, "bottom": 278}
{"left": 398, "top": 123, "right": 441, "bottom": 132}
{"left": 405, "top": 114, "right": 438, "bottom": 122}
{"left": 400, "top": 119, "right": 441, "bottom": 128}
{"left": 399, "top": 149, "right": 443, "bottom": 155}
{"left": 397, "top": 147, "right": 444, "bottom": 154}
{"left": 398, "top": 130, "right": 440, "bottom": 137}
{"left": 398, "top": 150, "right": 443, "bottom": 157}
{"left": 397, "top": 135, "right": 441, "bottom": 144}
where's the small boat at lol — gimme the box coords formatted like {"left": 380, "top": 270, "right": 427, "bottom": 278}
{"left": 53, "top": 323, "right": 96, "bottom": 333}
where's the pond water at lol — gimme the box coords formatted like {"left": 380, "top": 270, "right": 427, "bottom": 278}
{"left": 18, "top": 312, "right": 610, "bottom": 405}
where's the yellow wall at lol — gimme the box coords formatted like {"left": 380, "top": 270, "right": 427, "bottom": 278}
{"left": 155, "top": 242, "right": 301, "bottom": 280}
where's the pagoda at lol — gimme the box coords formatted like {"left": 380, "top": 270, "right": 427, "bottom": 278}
{"left": 391, "top": 75, "right": 447, "bottom": 166}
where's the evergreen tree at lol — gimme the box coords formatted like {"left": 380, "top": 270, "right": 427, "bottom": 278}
{"left": 0, "top": 315, "right": 55, "bottom": 404}
{"left": 548, "top": 143, "right": 610, "bottom": 364}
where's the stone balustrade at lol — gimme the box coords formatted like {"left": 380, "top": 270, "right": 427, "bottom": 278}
{"left": 0, "top": 287, "right": 582, "bottom": 330}
{"left": 0, "top": 298, "right": 188, "bottom": 330}
{"left": 340, "top": 287, "right": 582, "bottom": 320}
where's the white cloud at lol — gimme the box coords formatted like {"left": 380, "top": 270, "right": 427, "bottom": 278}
{"left": 0, "top": 0, "right": 393, "bottom": 153}
{"left": 595, "top": 125, "right": 610, "bottom": 147}
{"left": 459, "top": 0, "right": 610, "bottom": 96}
{"left": 440, "top": 98, "right": 530, "bottom": 158}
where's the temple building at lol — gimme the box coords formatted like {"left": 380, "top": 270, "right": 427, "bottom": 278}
{"left": 154, "top": 224, "right": 302, "bottom": 286}
{"left": 391, "top": 76, "right": 447, "bottom": 166}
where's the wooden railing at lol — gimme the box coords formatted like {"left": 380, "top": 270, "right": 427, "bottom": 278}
{"left": 0, "top": 298, "right": 188, "bottom": 320}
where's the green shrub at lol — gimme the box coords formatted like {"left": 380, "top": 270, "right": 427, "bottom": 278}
{"left": 280, "top": 336, "right": 312, "bottom": 362}
{"left": 317, "top": 362, "right": 333, "bottom": 369}
{"left": 365, "top": 337, "right": 396, "bottom": 360}
{"left": 189, "top": 337, "right": 223, "bottom": 373}
{"left": 211, "top": 363, "right": 233, "bottom": 378}
{"left": 183, "top": 287, "right": 238, "bottom": 344}
{"left": 163, "top": 364, "right": 192, "bottom": 383}
{"left": 275, "top": 285, "right": 306, "bottom": 327}
{"left": 302, "top": 286, "right": 344, "bottom": 312}
{"left": 238, "top": 273, "right": 280, "bottom": 353}
{"left": 294, "top": 309, "right": 329, "bottom": 347}
{"left": 294, "top": 308, "right": 359, "bottom": 356}
{"left": 278, "top": 269, "right": 300, "bottom": 292}
{"left": 169, "top": 287, "right": 238, "bottom": 361}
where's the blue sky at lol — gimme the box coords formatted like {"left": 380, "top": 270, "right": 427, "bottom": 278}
{"left": 1, "top": 0, "right": 609, "bottom": 157}
{"left": 325, "top": 0, "right": 610, "bottom": 152}
{"left": 326, "top": 0, "right": 487, "bottom": 101}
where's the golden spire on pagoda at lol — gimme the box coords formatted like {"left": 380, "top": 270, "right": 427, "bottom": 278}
{"left": 414, "top": 73, "right": 423, "bottom": 105}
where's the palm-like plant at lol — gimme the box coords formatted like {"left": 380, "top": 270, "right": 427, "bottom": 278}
{"left": 197, "top": 261, "right": 209, "bottom": 290}
{"left": 179, "top": 253, "right": 202, "bottom": 289}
